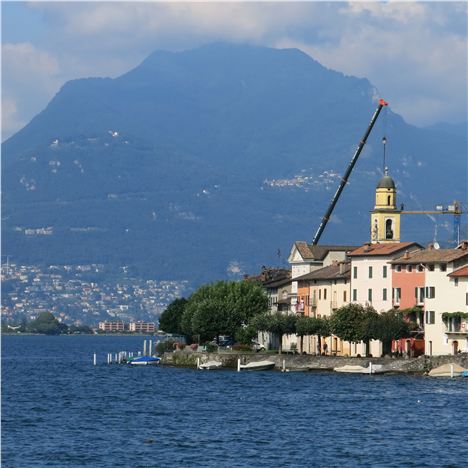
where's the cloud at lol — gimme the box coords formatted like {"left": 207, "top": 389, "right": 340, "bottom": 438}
{"left": 2, "top": 2, "right": 467, "bottom": 138}
{"left": 2, "top": 97, "right": 25, "bottom": 140}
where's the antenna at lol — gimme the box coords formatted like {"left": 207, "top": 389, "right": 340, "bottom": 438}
{"left": 382, "top": 136, "right": 387, "bottom": 173}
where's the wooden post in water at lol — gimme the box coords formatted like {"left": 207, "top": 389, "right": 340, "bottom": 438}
{"left": 282, "top": 359, "right": 286, "bottom": 372}
{"left": 93, "top": 353, "right": 97, "bottom": 366}
{"left": 148, "top": 340, "right": 152, "bottom": 356}
{"left": 143, "top": 340, "right": 147, "bottom": 356}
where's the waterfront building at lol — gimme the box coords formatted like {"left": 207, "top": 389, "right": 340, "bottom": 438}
{"left": 129, "top": 321, "right": 156, "bottom": 333}
{"left": 247, "top": 268, "right": 292, "bottom": 350}
{"left": 391, "top": 242, "right": 468, "bottom": 356}
{"left": 295, "top": 261, "right": 351, "bottom": 355}
{"left": 98, "top": 320, "right": 125, "bottom": 332}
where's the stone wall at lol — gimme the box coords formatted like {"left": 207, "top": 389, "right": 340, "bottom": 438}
{"left": 162, "top": 350, "right": 468, "bottom": 374}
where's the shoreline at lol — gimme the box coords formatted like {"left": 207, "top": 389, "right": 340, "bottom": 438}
{"left": 162, "top": 350, "right": 468, "bottom": 375}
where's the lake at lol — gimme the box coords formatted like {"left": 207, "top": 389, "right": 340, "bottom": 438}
{"left": 2, "top": 335, "right": 466, "bottom": 467}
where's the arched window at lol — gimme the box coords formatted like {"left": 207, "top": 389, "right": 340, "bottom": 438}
{"left": 387, "top": 195, "right": 391, "bottom": 206}
{"left": 386, "top": 219, "right": 393, "bottom": 239}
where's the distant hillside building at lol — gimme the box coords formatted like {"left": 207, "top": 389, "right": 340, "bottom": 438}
{"left": 129, "top": 321, "right": 156, "bottom": 333}
{"left": 98, "top": 320, "right": 125, "bottom": 332}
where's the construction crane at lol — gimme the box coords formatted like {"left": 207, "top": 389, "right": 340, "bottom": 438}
{"left": 401, "top": 201, "right": 464, "bottom": 244}
{"left": 312, "top": 99, "right": 388, "bottom": 245}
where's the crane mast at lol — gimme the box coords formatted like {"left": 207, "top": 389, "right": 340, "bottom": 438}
{"left": 311, "top": 99, "right": 388, "bottom": 245}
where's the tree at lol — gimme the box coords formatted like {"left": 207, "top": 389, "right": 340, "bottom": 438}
{"left": 359, "top": 306, "right": 380, "bottom": 356}
{"left": 183, "top": 280, "right": 268, "bottom": 343}
{"left": 330, "top": 304, "right": 366, "bottom": 347}
{"left": 27, "top": 312, "right": 68, "bottom": 335}
{"left": 374, "top": 310, "right": 411, "bottom": 355}
{"left": 159, "top": 298, "right": 188, "bottom": 335}
{"left": 252, "top": 312, "right": 297, "bottom": 354}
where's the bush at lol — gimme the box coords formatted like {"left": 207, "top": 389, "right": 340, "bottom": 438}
{"left": 205, "top": 343, "right": 218, "bottom": 353}
{"left": 156, "top": 340, "right": 176, "bottom": 354}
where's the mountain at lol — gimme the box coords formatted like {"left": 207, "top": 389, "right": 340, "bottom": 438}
{"left": 2, "top": 43, "right": 467, "bottom": 284}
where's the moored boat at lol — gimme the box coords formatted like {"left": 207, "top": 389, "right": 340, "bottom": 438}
{"left": 334, "top": 363, "right": 385, "bottom": 374}
{"left": 199, "top": 360, "right": 222, "bottom": 370}
{"left": 428, "top": 363, "right": 467, "bottom": 377}
{"left": 129, "top": 356, "right": 161, "bottom": 366}
{"left": 238, "top": 360, "right": 275, "bottom": 371}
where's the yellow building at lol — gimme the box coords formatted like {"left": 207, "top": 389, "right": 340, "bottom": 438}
{"left": 370, "top": 169, "right": 401, "bottom": 243}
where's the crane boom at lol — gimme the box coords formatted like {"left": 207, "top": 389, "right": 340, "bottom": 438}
{"left": 311, "top": 99, "right": 388, "bottom": 245}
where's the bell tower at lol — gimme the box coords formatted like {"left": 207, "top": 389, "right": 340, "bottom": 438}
{"left": 370, "top": 168, "right": 401, "bottom": 243}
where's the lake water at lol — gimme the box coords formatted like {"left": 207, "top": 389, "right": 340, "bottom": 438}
{"left": 2, "top": 335, "right": 467, "bottom": 467}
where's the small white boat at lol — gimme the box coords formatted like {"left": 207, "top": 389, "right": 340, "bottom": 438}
{"left": 334, "top": 363, "right": 384, "bottom": 374}
{"left": 130, "top": 356, "right": 161, "bottom": 366}
{"left": 238, "top": 360, "right": 275, "bottom": 371}
{"left": 199, "top": 360, "right": 222, "bottom": 370}
{"left": 428, "top": 363, "right": 467, "bottom": 377}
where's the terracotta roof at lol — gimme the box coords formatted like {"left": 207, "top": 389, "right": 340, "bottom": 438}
{"left": 294, "top": 242, "right": 358, "bottom": 261}
{"left": 448, "top": 265, "right": 468, "bottom": 277}
{"left": 348, "top": 242, "right": 421, "bottom": 257}
{"left": 391, "top": 249, "right": 468, "bottom": 265}
{"left": 295, "top": 263, "right": 351, "bottom": 282}
{"left": 263, "top": 277, "right": 291, "bottom": 289}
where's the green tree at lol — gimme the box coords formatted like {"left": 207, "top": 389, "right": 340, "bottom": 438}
{"left": 27, "top": 312, "right": 68, "bottom": 335}
{"left": 374, "top": 310, "right": 411, "bottom": 355}
{"left": 330, "top": 304, "right": 365, "bottom": 346}
{"left": 159, "top": 298, "right": 188, "bottom": 335}
{"left": 183, "top": 280, "right": 268, "bottom": 343}
{"left": 359, "top": 306, "right": 380, "bottom": 356}
{"left": 252, "top": 312, "right": 297, "bottom": 354}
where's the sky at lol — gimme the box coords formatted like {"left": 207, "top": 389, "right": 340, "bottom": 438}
{"left": 1, "top": 1, "right": 467, "bottom": 141}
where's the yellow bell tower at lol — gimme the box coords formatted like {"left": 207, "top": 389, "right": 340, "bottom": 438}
{"left": 370, "top": 168, "right": 401, "bottom": 243}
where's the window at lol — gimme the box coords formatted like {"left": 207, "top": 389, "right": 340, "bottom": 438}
{"left": 440, "top": 264, "right": 447, "bottom": 272}
{"left": 368, "top": 289, "right": 373, "bottom": 303}
{"left": 383, "top": 266, "right": 387, "bottom": 278}
{"left": 406, "top": 265, "right": 413, "bottom": 272}
{"left": 454, "top": 278, "right": 459, "bottom": 287}
{"left": 319, "top": 289, "right": 321, "bottom": 300}
{"left": 353, "top": 266, "right": 357, "bottom": 279}
{"left": 369, "top": 266, "right": 373, "bottom": 279}
{"left": 425, "top": 287, "right": 435, "bottom": 299}
{"left": 353, "top": 289, "right": 357, "bottom": 301}
{"left": 428, "top": 264, "right": 434, "bottom": 272}
{"left": 393, "top": 287, "right": 401, "bottom": 303}
{"left": 417, "top": 265, "right": 424, "bottom": 272}
{"left": 396, "top": 265, "right": 402, "bottom": 272}
{"left": 387, "top": 195, "right": 391, "bottom": 206}
{"left": 385, "top": 219, "right": 394, "bottom": 239}
{"left": 383, "top": 288, "right": 387, "bottom": 301}
{"left": 425, "top": 311, "right": 435, "bottom": 325}
{"left": 466, "top": 293, "right": 468, "bottom": 306}
{"left": 343, "top": 291, "right": 347, "bottom": 302}
{"left": 324, "top": 289, "right": 327, "bottom": 300}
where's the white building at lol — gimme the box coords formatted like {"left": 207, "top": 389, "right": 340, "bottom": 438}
{"left": 348, "top": 241, "right": 422, "bottom": 356}
{"left": 421, "top": 246, "right": 468, "bottom": 356}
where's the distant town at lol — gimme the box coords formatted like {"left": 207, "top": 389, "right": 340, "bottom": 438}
{"left": 1, "top": 262, "right": 188, "bottom": 326}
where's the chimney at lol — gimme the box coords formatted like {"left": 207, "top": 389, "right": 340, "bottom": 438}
{"left": 363, "top": 243, "right": 372, "bottom": 253}
{"left": 339, "top": 262, "right": 345, "bottom": 275}
{"left": 404, "top": 250, "right": 410, "bottom": 259}
{"left": 459, "top": 240, "right": 468, "bottom": 250}
{"left": 428, "top": 243, "right": 434, "bottom": 250}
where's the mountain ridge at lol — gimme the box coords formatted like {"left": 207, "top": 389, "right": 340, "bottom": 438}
{"left": 2, "top": 43, "right": 466, "bottom": 284}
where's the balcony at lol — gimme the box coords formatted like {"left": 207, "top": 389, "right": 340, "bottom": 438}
{"left": 442, "top": 313, "right": 468, "bottom": 336}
